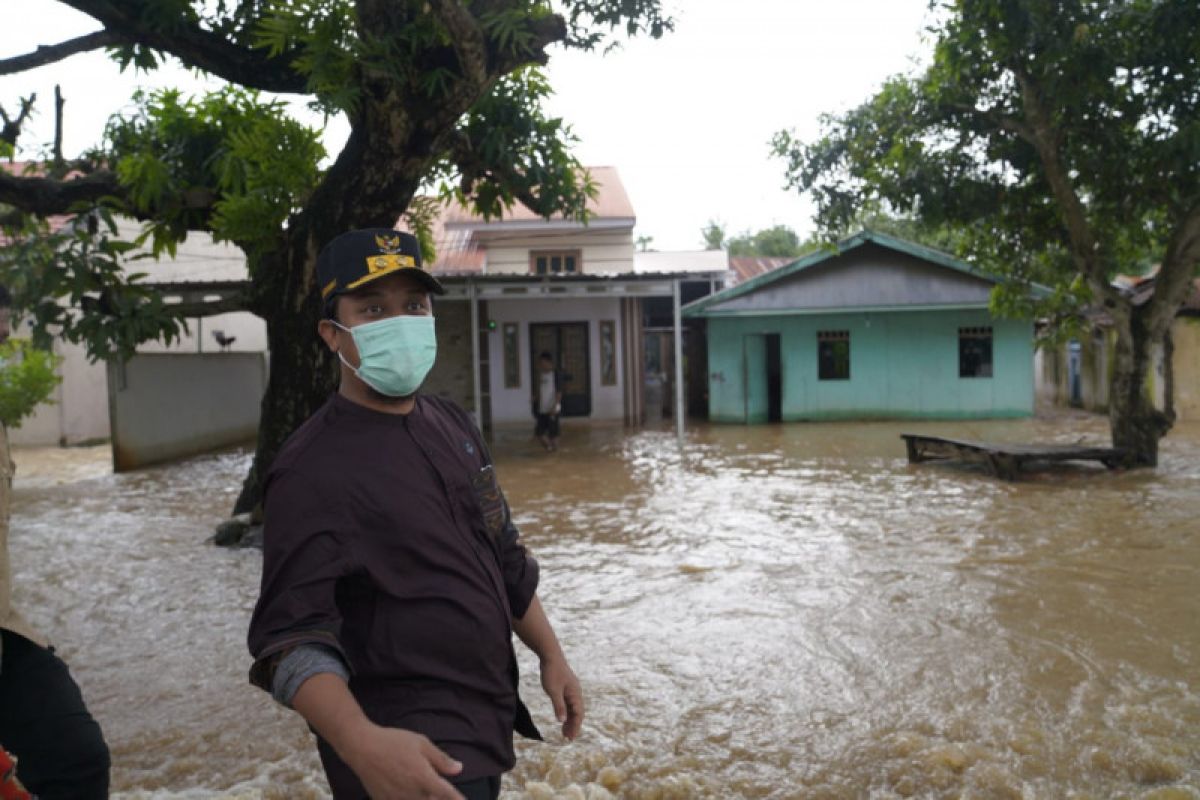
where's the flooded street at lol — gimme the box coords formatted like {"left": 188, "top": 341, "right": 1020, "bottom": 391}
{"left": 7, "top": 413, "right": 1199, "bottom": 798}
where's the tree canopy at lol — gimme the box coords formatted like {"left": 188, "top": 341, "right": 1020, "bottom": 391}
{"left": 726, "top": 224, "right": 809, "bottom": 259}
{"left": 773, "top": 0, "right": 1200, "bottom": 465}
{"left": 700, "top": 220, "right": 812, "bottom": 258}
{"left": 700, "top": 219, "right": 724, "bottom": 250}
{"left": 0, "top": 0, "right": 671, "bottom": 513}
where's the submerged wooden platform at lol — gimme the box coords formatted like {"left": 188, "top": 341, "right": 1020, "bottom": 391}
{"left": 900, "top": 433, "right": 1125, "bottom": 480}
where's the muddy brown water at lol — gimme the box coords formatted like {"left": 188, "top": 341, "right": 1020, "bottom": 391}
{"left": 7, "top": 413, "right": 1199, "bottom": 799}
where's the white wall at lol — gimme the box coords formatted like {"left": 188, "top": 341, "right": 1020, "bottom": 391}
{"left": 108, "top": 352, "right": 265, "bottom": 470}
{"left": 137, "top": 311, "right": 267, "bottom": 354}
{"left": 482, "top": 229, "right": 634, "bottom": 275}
{"left": 486, "top": 297, "right": 625, "bottom": 424}
{"left": 7, "top": 309, "right": 265, "bottom": 447}
{"left": 8, "top": 338, "right": 110, "bottom": 447}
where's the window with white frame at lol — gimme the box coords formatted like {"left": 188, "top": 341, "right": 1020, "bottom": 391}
{"left": 531, "top": 250, "right": 581, "bottom": 275}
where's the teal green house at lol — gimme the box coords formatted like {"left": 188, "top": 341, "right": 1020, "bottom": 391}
{"left": 683, "top": 231, "right": 1034, "bottom": 423}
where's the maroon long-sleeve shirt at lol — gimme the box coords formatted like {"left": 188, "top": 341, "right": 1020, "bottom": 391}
{"left": 247, "top": 392, "right": 540, "bottom": 782}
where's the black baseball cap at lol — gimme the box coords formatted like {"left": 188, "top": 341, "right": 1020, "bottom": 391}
{"left": 316, "top": 228, "right": 445, "bottom": 302}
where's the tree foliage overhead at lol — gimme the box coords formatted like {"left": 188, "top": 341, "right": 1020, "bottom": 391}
{"left": 104, "top": 87, "right": 327, "bottom": 259}
{"left": 0, "top": 0, "right": 672, "bottom": 346}
{"left": 773, "top": 0, "right": 1200, "bottom": 466}
{"left": 0, "top": 0, "right": 672, "bottom": 514}
{"left": 726, "top": 224, "right": 809, "bottom": 259}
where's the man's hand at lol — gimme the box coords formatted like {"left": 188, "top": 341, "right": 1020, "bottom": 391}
{"left": 512, "top": 595, "right": 584, "bottom": 740}
{"left": 291, "top": 673, "right": 463, "bottom": 800}
{"left": 539, "top": 655, "right": 584, "bottom": 740}
{"left": 342, "top": 723, "right": 464, "bottom": 800}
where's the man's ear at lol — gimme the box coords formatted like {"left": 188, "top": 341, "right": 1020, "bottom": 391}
{"left": 317, "top": 318, "right": 340, "bottom": 352}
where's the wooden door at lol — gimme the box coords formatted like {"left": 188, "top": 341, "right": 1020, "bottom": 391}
{"left": 530, "top": 322, "right": 592, "bottom": 416}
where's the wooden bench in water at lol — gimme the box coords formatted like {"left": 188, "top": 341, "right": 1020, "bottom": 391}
{"left": 900, "top": 433, "right": 1125, "bottom": 480}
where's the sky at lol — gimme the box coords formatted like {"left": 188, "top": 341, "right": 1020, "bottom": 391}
{"left": 0, "top": 0, "right": 935, "bottom": 252}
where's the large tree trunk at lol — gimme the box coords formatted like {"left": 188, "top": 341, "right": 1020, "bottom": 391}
{"left": 1107, "top": 304, "right": 1173, "bottom": 467}
{"left": 233, "top": 231, "right": 336, "bottom": 516}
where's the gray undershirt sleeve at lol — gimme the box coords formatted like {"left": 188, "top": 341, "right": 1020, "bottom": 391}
{"left": 271, "top": 642, "right": 350, "bottom": 708}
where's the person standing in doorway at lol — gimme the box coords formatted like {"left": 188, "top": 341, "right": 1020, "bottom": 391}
{"left": 247, "top": 230, "right": 583, "bottom": 800}
{"left": 532, "top": 352, "right": 562, "bottom": 452}
{"left": 0, "top": 285, "right": 111, "bottom": 799}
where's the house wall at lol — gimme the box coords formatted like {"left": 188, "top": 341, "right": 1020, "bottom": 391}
{"left": 706, "top": 309, "right": 1033, "bottom": 422}
{"left": 484, "top": 297, "right": 625, "bottom": 424}
{"left": 481, "top": 230, "right": 634, "bottom": 276}
{"left": 421, "top": 299, "right": 479, "bottom": 417}
{"left": 1033, "top": 343, "right": 1058, "bottom": 408}
{"left": 1174, "top": 317, "right": 1200, "bottom": 422}
{"left": 9, "top": 338, "right": 110, "bottom": 447}
{"left": 108, "top": 352, "right": 266, "bottom": 471}
{"left": 137, "top": 311, "right": 267, "bottom": 354}
{"left": 8, "top": 310, "right": 266, "bottom": 448}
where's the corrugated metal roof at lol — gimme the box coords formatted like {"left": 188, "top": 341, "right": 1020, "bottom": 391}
{"left": 728, "top": 256, "right": 795, "bottom": 284}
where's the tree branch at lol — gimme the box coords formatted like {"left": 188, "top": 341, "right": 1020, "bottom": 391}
{"left": 0, "top": 30, "right": 122, "bottom": 76}
{"left": 53, "top": 86, "right": 65, "bottom": 166}
{"left": 496, "top": 15, "right": 566, "bottom": 71}
{"left": 947, "top": 101, "right": 1032, "bottom": 142}
{"left": 0, "top": 95, "right": 36, "bottom": 148}
{"left": 1011, "top": 67, "right": 1122, "bottom": 308}
{"left": 1145, "top": 203, "right": 1200, "bottom": 335}
{"left": 58, "top": 0, "right": 308, "bottom": 93}
{"left": 425, "top": 0, "right": 489, "bottom": 88}
{"left": 0, "top": 169, "right": 122, "bottom": 215}
{"left": 446, "top": 129, "right": 580, "bottom": 218}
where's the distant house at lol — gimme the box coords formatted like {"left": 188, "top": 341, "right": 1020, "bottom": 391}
{"left": 417, "top": 167, "right": 728, "bottom": 427}
{"left": 683, "top": 231, "right": 1035, "bottom": 423}
{"left": 1035, "top": 274, "right": 1200, "bottom": 422}
{"left": 2, "top": 189, "right": 267, "bottom": 458}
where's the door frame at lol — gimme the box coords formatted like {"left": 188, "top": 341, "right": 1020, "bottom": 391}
{"left": 743, "top": 333, "right": 782, "bottom": 424}
{"left": 529, "top": 321, "right": 592, "bottom": 417}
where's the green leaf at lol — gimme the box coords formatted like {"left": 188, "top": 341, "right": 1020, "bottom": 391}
{"left": 0, "top": 338, "right": 62, "bottom": 429}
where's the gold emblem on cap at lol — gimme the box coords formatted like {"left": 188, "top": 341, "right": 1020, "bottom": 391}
{"left": 375, "top": 233, "right": 402, "bottom": 254}
{"left": 345, "top": 252, "right": 418, "bottom": 291}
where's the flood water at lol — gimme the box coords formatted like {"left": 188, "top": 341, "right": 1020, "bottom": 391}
{"left": 7, "top": 412, "right": 1199, "bottom": 799}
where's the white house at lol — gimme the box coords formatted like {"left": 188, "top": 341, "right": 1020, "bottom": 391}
{"left": 418, "top": 167, "right": 728, "bottom": 428}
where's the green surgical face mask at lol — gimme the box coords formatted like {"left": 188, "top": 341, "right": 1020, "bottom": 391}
{"left": 334, "top": 314, "right": 437, "bottom": 397}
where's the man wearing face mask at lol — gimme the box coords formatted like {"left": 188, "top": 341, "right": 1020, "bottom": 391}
{"left": 247, "top": 229, "right": 584, "bottom": 800}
